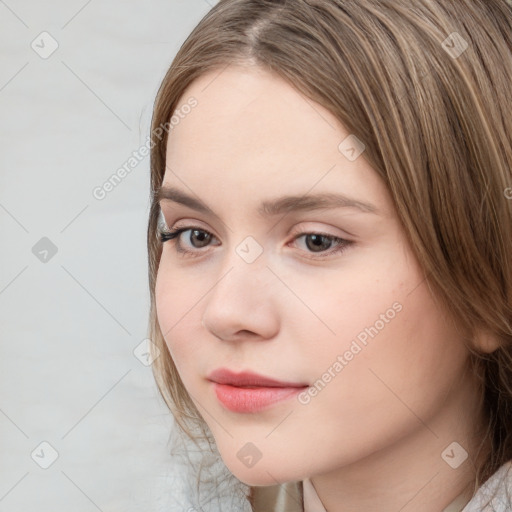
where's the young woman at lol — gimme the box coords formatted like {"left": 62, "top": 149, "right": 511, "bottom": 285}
{"left": 146, "top": 1, "right": 512, "bottom": 510}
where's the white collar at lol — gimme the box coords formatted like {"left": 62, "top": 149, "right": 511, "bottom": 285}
{"left": 302, "top": 478, "right": 327, "bottom": 512}
{"left": 302, "top": 477, "right": 472, "bottom": 512}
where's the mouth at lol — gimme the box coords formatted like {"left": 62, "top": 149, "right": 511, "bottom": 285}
{"left": 207, "top": 368, "right": 309, "bottom": 413}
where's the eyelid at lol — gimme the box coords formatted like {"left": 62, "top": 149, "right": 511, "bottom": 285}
{"left": 288, "top": 221, "right": 355, "bottom": 241}
{"left": 161, "top": 216, "right": 354, "bottom": 245}
{"left": 167, "top": 214, "right": 351, "bottom": 236}
{"left": 171, "top": 219, "right": 217, "bottom": 236}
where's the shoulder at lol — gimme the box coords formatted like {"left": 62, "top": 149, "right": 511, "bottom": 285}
{"left": 250, "top": 481, "right": 303, "bottom": 512}
{"left": 463, "top": 460, "right": 512, "bottom": 512}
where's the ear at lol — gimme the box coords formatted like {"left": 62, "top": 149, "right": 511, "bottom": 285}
{"left": 473, "top": 326, "right": 501, "bottom": 354}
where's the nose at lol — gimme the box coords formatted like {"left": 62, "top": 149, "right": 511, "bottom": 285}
{"left": 201, "top": 256, "right": 280, "bottom": 343}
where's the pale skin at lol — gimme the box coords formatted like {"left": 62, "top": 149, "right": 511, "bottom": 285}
{"left": 155, "top": 63, "right": 496, "bottom": 511}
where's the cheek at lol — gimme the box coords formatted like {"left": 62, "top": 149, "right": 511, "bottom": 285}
{"left": 154, "top": 262, "right": 202, "bottom": 368}
{"left": 297, "top": 246, "right": 467, "bottom": 416}
{"left": 287, "top": 249, "right": 408, "bottom": 361}
{"left": 310, "top": 278, "right": 467, "bottom": 433}
{"left": 274, "top": 283, "right": 469, "bottom": 480}
{"left": 375, "top": 287, "right": 468, "bottom": 402}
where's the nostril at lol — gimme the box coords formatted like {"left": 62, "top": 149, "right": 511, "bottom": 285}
{"left": 236, "top": 329, "right": 257, "bottom": 337}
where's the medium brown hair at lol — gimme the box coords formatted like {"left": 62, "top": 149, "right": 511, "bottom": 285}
{"left": 146, "top": 0, "right": 512, "bottom": 506}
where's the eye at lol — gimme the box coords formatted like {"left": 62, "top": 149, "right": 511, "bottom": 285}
{"left": 159, "top": 226, "right": 218, "bottom": 256}
{"left": 289, "top": 231, "right": 353, "bottom": 258}
{"left": 158, "top": 223, "right": 354, "bottom": 260}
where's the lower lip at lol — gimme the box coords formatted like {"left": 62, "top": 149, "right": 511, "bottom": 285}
{"left": 212, "top": 383, "right": 306, "bottom": 413}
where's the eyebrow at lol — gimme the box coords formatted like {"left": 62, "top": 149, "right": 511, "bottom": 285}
{"left": 156, "top": 185, "right": 379, "bottom": 217}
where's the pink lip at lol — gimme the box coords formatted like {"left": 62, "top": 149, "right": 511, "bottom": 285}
{"left": 207, "top": 368, "right": 308, "bottom": 413}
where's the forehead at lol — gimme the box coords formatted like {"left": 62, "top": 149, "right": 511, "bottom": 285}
{"left": 166, "top": 64, "right": 344, "bottom": 162}
{"left": 163, "top": 64, "right": 393, "bottom": 218}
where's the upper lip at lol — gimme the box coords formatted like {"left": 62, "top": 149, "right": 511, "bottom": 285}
{"left": 207, "top": 368, "right": 308, "bottom": 388}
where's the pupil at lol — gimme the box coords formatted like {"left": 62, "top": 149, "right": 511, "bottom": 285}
{"left": 307, "top": 234, "right": 330, "bottom": 252}
{"left": 192, "top": 230, "right": 209, "bottom": 247}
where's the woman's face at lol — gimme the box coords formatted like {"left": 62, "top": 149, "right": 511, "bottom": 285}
{"left": 155, "top": 64, "right": 476, "bottom": 486}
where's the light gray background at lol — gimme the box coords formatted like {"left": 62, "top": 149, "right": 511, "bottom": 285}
{"left": 0, "top": 1, "right": 219, "bottom": 510}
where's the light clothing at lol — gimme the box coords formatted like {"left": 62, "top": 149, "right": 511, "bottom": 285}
{"left": 302, "top": 477, "right": 473, "bottom": 512}
{"left": 251, "top": 460, "right": 512, "bottom": 512}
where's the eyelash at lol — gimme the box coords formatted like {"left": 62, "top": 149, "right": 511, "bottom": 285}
{"left": 158, "top": 225, "right": 353, "bottom": 259}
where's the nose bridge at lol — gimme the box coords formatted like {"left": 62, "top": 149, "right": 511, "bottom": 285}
{"left": 201, "top": 236, "right": 279, "bottom": 339}
{"left": 210, "top": 237, "right": 270, "bottom": 303}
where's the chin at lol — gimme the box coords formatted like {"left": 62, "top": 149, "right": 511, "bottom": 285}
{"left": 232, "top": 470, "right": 284, "bottom": 487}
{"left": 211, "top": 431, "right": 304, "bottom": 486}
{"left": 220, "top": 455, "right": 298, "bottom": 487}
